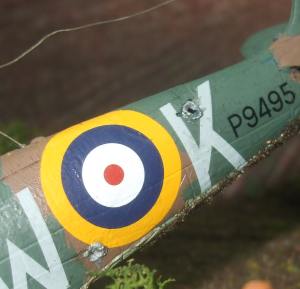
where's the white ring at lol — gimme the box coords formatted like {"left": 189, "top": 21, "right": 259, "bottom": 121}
{"left": 82, "top": 143, "right": 145, "bottom": 208}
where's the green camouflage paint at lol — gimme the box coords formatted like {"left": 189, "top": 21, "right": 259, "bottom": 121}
{"left": 0, "top": 165, "right": 86, "bottom": 289}
{"left": 129, "top": 50, "right": 300, "bottom": 200}
{"left": 0, "top": 1, "right": 300, "bottom": 288}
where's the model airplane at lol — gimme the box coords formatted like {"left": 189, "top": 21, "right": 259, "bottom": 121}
{"left": 0, "top": 0, "right": 299, "bottom": 288}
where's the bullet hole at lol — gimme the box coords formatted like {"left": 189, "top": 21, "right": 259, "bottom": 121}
{"left": 83, "top": 242, "right": 108, "bottom": 263}
{"left": 177, "top": 100, "right": 203, "bottom": 121}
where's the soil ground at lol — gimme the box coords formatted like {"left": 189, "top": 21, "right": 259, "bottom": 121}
{"left": 0, "top": 0, "right": 290, "bottom": 134}
{"left": 135, "top": 184, "right": 300, "bottom": 289}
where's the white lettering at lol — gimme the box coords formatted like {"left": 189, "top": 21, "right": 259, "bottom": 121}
{"left": 0, "top": 188, "right": 69, "bottom": 289}
{"left": 160, "top": 80, "right": 246, "bottom": 192}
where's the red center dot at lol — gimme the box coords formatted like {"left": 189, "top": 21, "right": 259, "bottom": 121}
{"left": 104, "top": 164, "right": 124, "bottom": 186}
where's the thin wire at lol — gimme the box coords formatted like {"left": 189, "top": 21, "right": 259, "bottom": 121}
{"left": 0, "top": 131, "right": 25, "bottom": 148}
{"left": 0, "top": 0, "right": 177, "bottom": 69}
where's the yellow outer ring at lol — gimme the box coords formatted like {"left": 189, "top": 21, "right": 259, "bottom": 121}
{"left": 41, "top": 110, "right": 181, "bottom": 248}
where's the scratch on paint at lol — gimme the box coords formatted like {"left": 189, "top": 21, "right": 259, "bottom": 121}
{"left": 179, "top": 174, "right": 186, "bottom": 188}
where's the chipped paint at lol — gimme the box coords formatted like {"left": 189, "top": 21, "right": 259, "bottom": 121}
{"left": 271, "top": 35, "right": 300, "bottom": 68}
{"left": 83, "top": 243, "right": 108, "bottom": 263}
{"left": 291, "top": 67, "right": 300, "bottom": 83}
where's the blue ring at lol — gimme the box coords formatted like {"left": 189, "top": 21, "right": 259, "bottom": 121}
{"left": 61, "top": 125, "right": 164, "bottom": 229}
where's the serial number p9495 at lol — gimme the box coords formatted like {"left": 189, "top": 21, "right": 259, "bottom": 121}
{"left": 228, "top": 82, "right": 296, "bottom": 138}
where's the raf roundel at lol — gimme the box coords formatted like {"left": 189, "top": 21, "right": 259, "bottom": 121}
{"left": 41, "top": 110, "right": 182, "bottom": 248}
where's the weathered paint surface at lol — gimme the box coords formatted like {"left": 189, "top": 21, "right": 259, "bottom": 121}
{"left": 0, "top": 168, "right": 86, "bottom": 289}
{"left": 1, "top": 9, "right": 300, "bottom": 289}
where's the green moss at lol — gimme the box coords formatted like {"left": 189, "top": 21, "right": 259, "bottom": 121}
{"left": 102, "top": 259, "right": 175, "bottom": 289}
